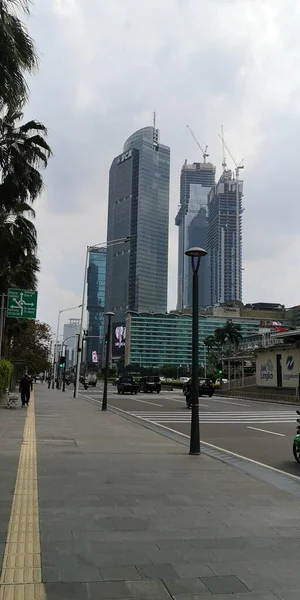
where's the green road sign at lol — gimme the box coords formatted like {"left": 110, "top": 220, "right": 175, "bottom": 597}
{"left": 7, "top": 289, "right": 38, "bottom": 319}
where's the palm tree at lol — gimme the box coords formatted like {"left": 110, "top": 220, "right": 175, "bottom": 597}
{"left": 0, "top": 110, "right": 51, "bottom": 294}
{"left": 219, "top": 321, "right": 243, "bottom": 354}
{"left": 0, "top": 0, "right": 37, "bottom": 109}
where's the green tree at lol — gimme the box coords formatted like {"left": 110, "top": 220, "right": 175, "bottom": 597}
{"left": 0, "top": 0, "right": 38, "bottom": 110}
{"left": 0, "top": 111, "right": 51, "bottom": 294}
{"left": 9, "top": 320, "right": 51, "bottom": 374}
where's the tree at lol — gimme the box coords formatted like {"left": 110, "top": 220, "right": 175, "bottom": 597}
{"left": 0, "top": 0, "right": 38, "bottom": 110}
{"left": 0, "top": 111, "right": 51, "bottom": 294}
{"left": 221, "top": 321, "right": 242, "bottom": 353}
{"left": 8, "top": 320, "right": 51, "bottom": 374}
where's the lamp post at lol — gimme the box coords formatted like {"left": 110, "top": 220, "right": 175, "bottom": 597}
{"left": 74, "top": 237, "right": 130, "bottom": 399}
{"left": 200, "top": 342, "right": 207, "bottom": 378}
{"left": 102, "top": 311, "right": 115, "bottom": 411}
{"left": 52, "top": 305, "right": 82, "bottom": 389}
{"left": 185, "top": 247, "right": 207, "bottom": 455}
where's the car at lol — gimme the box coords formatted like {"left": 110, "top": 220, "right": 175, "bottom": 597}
{"left": 214, "top": 378, "right": 229, "bottom": 388}
{"left": 117, "top": 376, "right": 139, "bottom": 395}
{"left": 139, "top": 376, "right": 161, "bottom": 393}
{"left": 183, "top": 378, "right": 214, "bottom": 398}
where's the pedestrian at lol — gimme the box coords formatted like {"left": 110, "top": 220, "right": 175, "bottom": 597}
{"left": 19, "top": 374, "right": 32, "bottom": 407}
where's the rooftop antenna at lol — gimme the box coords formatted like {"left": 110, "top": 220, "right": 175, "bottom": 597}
{"left": 186, "top": 125, "right": 209, "bottom": 163}
{"left": 152, "top": 111, "right": 158, "bottom": 147}
{"left": 153, "top": 111, "right": 156, "bottom": 131}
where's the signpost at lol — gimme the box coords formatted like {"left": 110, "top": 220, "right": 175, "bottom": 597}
{"left": 7, "top": 289, "right": 38, "bottom": 319}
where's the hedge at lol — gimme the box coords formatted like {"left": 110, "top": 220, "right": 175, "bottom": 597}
{"left": 0, "top": 359, "right": 13, "bottom": 394}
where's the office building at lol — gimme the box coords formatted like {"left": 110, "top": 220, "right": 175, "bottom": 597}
{"left": 105, "top": 125, "right": 170, "bottom": 332}
{"left": 87, "top": 247, "right": 106, "bottom": 368}
{"left": 175, "top": 161, "right": 215, "bottom": 310}
{"left": 207, "top": 170, "right": 243, "bottom": 305}
{"left": 63, "top": 319, "right": 80, "bottom": 368}
{"left": 125, "top": 311, "right": 262, "bottom": 369}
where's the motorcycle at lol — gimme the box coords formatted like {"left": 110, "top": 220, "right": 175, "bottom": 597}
{"left": 185, "top": 390, "right": 192, "bottom": 409}
{"left": 293, "top": 410, "right": 300, "bottom": 463}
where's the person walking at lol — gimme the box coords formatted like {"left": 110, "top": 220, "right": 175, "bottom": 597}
{"left": 19, "top": 374, "right": 32, "bottom": 407}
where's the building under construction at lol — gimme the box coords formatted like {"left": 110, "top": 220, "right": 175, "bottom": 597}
{"left": 207, "top": 169, "right": 243, "bottom": 305}
{"left": 175, "top": 160, "right": 216, "bottom": 309}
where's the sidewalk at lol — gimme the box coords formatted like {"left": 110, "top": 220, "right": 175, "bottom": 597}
{"left": 1, "top": 386, "right": 300, "bottom": 599}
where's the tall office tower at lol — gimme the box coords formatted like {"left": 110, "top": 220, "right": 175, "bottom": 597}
{"left": 176, "top": 161, "right": 215, "bottom": 309}
{"left": 105, "top": 126, "right": 170, "bottom": 327}
{"left": 207, "top": 169, "right": 243, "bottom": 305}
{"left": 87, "top": 247, "right": 106, "bottom": 368}
{"left": 63, "top": 318, "right": 80, "bottom": 367}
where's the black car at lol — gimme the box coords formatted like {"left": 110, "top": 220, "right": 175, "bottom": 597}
{"left": 117, "top": 376, "right": 139, "bottom": 395}
{"left": 139, "top": 376, "right": 161, "bottom": 393}
{"left": 183, "top": 378, "right": 214, "bottom": 398}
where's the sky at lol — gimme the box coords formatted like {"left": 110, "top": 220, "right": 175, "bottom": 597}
{"left": 22, "top": 0, "right": 300, "bottom": 335}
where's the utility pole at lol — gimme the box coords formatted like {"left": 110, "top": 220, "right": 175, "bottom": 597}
{"left": 0, "top": 294, "right": 5, "bottom": 358}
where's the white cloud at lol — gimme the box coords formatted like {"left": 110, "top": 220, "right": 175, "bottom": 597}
{"left": 23, "top": 0, "right": 300, "bottom": 331}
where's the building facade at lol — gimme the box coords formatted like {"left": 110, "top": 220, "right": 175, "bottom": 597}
{"left": 125, "top": 312, "right": 262, "bottom": 369}
{"left": 62, "top": 320, "right": 80, "bottom": 368}
{"left": 105, "top": 126, "right": 170, "bottom": 331}
{"left": 175, "top": 161, "right": 215, "bottom": 310}
{"left": 207, "top": 170, "right": 243, "bottom": 305}
{"left": 87, "top": 247, "right": 106, "bottom": 368}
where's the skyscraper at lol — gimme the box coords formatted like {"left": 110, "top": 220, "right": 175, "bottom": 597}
{"left": 63, "top": 319, "right": 80, "bottom": 368}
{"left": 87, "top": 247, "right": 106, "bottom": 368}
{"left": 207, "top": 170, "right": 243, "bottom": 305}
{"left": 105, "top": 126, "right": 170, "bottom": 327}
{"left": 176, "top": 161, "right": 215, "bottom": 309}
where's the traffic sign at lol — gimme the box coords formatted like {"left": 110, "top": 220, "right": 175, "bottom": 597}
{"left": 7, "top": 289, "right": 38, "bottom": 319}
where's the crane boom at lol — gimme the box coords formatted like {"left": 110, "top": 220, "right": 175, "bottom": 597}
{"left": 186, "top": 125, "right": 209, "bottom": 163}
{"left": 218, "top": 131, "right": 244, "bottom": 177}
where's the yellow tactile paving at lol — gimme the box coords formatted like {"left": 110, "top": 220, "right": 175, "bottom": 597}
{"left": 0, "top": 394, "right": 46, "bottom": 600}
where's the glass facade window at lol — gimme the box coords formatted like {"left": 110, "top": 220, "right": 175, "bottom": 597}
{"left": 105, "top": 127, "right": 170, "bottom": 334}
{"left": 87, "top": 248, "right": 106, "bottom": 367}
{"left": 125, "top": 312, "right": 262, "bottom": 368}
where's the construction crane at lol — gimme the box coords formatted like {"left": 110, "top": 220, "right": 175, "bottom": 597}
{"left": 186, "top": 125, "right": 209, "bottom": 163}
{"left": 218, "top": 126, "right": 244, "bottom": 179}
{"left": 218, "top": 127, "right": 244, "bottom": 303}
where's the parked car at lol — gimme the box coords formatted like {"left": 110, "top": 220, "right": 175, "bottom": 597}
{"left": 183, "top": 378, "right": 214, "bottom": 398}
{"left": 139, "top": 376, "right": 161, "bottom": 393}
{"left": 117, "top": 376, "right": 139, "bottom": 395}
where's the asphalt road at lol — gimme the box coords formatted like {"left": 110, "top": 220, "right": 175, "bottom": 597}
{"left": 78, "top": 384, "right": 300, "bottom": 477}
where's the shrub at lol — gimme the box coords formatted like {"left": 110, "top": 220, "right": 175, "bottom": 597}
{"left": 0, "top": 359, "right": 13, "bottom": 394}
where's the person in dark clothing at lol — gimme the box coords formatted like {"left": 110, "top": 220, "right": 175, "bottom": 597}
{"left": 19, "top": 374, "right": 32, "bottom": 406}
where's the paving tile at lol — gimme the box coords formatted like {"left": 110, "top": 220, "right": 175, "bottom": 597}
{"left": 100, "top": 565, "right": 141, "bottom": 581}
{"left": 88, "top": 581, "right": 133, "bottom": 599}
{"left": 163, "top": 577, "right": 208, "bottom": 595}
{"left": 172, "top": 562, "right": 215, "bottom": 578}
{"left": 126, "top": 579, "right": 171, "bottom": 599}
{"left": 44, "top": 582, "right": 89, "bottom": 599}
{"left": 201, "top": 575, "right": 250, "bottom": 594}
{"left": 43, "top": 566, "right": 62, "bottom": 582}
{"left": 137, "top": 564, "right": 178, "bottom": 579}
{"left": 61, "top": 565, "right": 102, "bottom": 582}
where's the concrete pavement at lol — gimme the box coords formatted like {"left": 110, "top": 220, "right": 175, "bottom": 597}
{"left": 1, "top": 385, "right": 300, "bottom": 599}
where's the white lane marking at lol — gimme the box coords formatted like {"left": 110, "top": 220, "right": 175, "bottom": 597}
{"left": 247, "top": 426, "right": 286, "bottom": 437}
{"left": 162, "top": 396, "right": 209, "bottom": 407}
{"left": 128, "top": 411, "right": 297, "bottom": 424}
{"left": 128, "top": 397, "right": 163, "bottom": 407}
{"left": 211, "top": 397, "right": 253, "bottom": 407}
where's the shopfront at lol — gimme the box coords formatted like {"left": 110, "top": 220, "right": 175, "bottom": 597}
{"left": 256, "top": 346, "right": 300, "bottom": 389}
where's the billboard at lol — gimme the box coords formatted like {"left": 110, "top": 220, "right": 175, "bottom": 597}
{"left": 113, "top": 324, "right": 126, "bottom": 357}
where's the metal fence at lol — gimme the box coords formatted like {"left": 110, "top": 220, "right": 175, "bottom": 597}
{"left": 221, "top": 374, "right": 256, "bottom": 391}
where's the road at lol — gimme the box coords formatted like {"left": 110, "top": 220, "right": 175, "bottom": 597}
{"left": 79, "top": 385, "right": 300, "bottom": 477}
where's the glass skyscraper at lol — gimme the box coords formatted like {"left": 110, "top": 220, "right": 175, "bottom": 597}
{"left": 207, "top": 170, "right": 243, "bottom": 305}
{"left": 105, "top": 126, "right": 170, "bottom": 328}
{"left": 176, "top": 161, "right": 215, "bottom": 310}
{"left": 87, "top": 247, "right": 106, "bottom": 368}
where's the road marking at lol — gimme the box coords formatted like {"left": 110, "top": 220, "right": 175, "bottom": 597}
{"left": 0, "top": 392, "right": 45, "bottom": 600}
{"left": 128, "top": 410, "right": 297, "bottom": 424}
{"left": 247, "top": 426, "right": 286, "bottom": 437}
{"left": 211, "top": 397, "right": 253, "bottom": 407}
{"left": 118, "top": 413, "right": 300, "bottom": 481}
{"left": 128, "top": 397, "right": 163, "bottom": 407}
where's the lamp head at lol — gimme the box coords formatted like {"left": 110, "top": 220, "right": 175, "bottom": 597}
{"left": 185, "top": 247, "right": 207, "bottom": 258}
{"left": 105, "top": 311, "right": 115, "bottom": 317}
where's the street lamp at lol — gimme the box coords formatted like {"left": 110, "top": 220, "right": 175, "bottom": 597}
{"left": 185, "top": 246, "right": 207, "bottom": 455}
{"left": 102, "top": 311, "right": 115, "bottom": 411}
{"left": 52, "top": 305, "right": 82, "bottom": 389}
{"left": 200, "top": 342, "right": 207, "bottom": 378}
{"left": 74, "top": 236, "right": 130, "bottom": 399}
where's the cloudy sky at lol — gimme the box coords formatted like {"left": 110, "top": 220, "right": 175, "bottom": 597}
{"left": 23, "top": 0, "right": 300, "bottom": 334}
